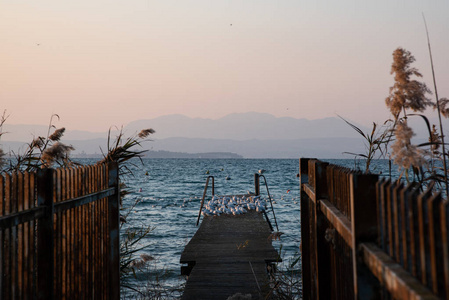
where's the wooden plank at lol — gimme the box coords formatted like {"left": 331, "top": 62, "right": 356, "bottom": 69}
{"left": 441, "top": 199, "right": 449, "bottom": 300}
{"left": 181, "top": 210, "right": 279, "bottom": 299}
{"left": 55, "top": 168, "right": 62, "bottom": 300}
{"left": 312, "top": 160, "right": 331, "bottom": 300}
{"left": 101, "top": 164, "right": 107, "bottom": 299}
{"left": 350, "top": 172, "right": 379, "bottom": 299}
{"left": 379, "top": 179, "right": 391, "bottom": 252}
{"left": 17, "top": 172, "right": 24, "bottom": 300}
{"left": 376, "top": 179, "right": 386, "bottom": 251}
{"left": 54, "top": 169, "right": 60, "bottom": 300}
{"left": 427, "top": 193, "right": 445, "bottom": 297}
{"left": 107, "top": 162, "right": 120, "bottom": 300}
{"left": 37, "top": 168, "right": 54, "bottom": 300}
{"left": 2, "top": 174, "right": 11, "bottom": 300}
{"left": 386, "top": 180, "right": 394, "bottom": 258}
{"left": 29, "top": 172, "right": 36, "bottom": 297}
{"left": 23, "top": 171, "right": 30, "bottom": 299}
{"left": 302, "top": 183, "right": 316, "bottom": 203}
{"left": 87, "top": 166, "right": 93, "bottom": 299}
{"left": 393, "top": 182, "right": 404, "bottom": 264}
{"left": 361, "top": 243, "right": 439, "bottom": 300}
{"left": 408, "top": 185, "right": 421, "bottom": 278}
{"left": 83, "top": 167, "right": 89, "bottom": 299}
{"left": 5, "top": 173, "right": 14, "bottom": 300}
{"left": 61, "top": 168, "right": 68, "bottom": 299}
{"left": 74, "top": 167, "right": 81, "bottom": 300}
{"left": 417, "top": 187, "right": 433, "bottom": 287}
{"left": 319, "top": 199, "right": 352, "bottom": 248}
{"left": 399, "top": 183, "right": 416, "bottom": 273}
{"left": 299, "top": 158, "right": 312, "bottom": 300}
{"left": 11, "top": 172, "right": 18, "bottom": 300}
{"left": 68, "top": 168, "right": 75, "bottom": 298}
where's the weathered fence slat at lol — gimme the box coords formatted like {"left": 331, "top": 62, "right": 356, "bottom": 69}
{"left": 417, "top": 187, "right": 433, "bottom": 287}
{"left": 442, "top": 200, "right": 449, "bottom": 299}
{"left": 427, "top": 193, "right": 445, "bottom": 296}
{"left": 108, "top": 162, "right": 120, "bottom": 300}
{"left": 300, "top": 158, "right": 313, "bottom": 300}
{"left": 37, "top": 168, "right": 54, "bottom": 300}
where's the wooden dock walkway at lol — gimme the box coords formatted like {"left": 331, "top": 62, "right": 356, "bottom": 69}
{"left": 180, "top": 210, "right": 280, "bottom": 300}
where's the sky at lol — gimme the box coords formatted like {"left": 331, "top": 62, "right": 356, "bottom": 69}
{"left": 1, "top": 1, "right": 449, "bottom": 133}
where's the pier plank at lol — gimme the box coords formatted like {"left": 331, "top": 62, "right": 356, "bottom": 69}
{"left": 181, "top": 210, "right": 279, "bottom": 300}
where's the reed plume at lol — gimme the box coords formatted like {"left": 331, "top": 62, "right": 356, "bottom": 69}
{"left": 391, "top": 122, "right": 425, "bottom": 170}
{"left": 138, "top": 128, "right": 155, "bottom": 139}
{"left": 30, "top": 137, "right": 45, "bottom": 149}
{"left": 48, "top": 127, "right": 65, "bottom": 141}
{"left": 41, "top": 142, "right": 75, "bottom": 167}
{"left": 385, "top": 48, "right": 432, "bottom": 119}
{"left": 434, "top": 97, "right": 449, "bottom": 118}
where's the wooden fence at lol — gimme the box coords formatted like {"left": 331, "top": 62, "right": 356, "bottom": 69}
{"left": 0, "top": 162, "right": 120, "bottom": 300}
{"left": 300, "top": 158, "right": 449, "bottom": 300}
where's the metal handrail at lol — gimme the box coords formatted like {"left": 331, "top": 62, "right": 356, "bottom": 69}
{"left": 196, "top": 176, "right": 215, "bottom": 226}
{"left": 258, "top": 174, "right": 279, "bottom": 232}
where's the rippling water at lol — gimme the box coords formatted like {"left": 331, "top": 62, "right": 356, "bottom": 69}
{"left": 79, "top": 158, "right": 397, "bottom": 298}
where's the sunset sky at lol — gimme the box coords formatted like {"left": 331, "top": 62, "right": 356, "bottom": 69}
{"left": 1, "top": 1, "right": 448, "bottom": 132}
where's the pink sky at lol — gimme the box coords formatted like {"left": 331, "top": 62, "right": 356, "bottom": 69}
{"left": 1, "top": 1, "right": 448, "bottom": 132}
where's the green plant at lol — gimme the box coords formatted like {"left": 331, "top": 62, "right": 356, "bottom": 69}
{"left": 120, "top": 197, "right": 155, "bottom": 294}
{"left": 97, "top": 127, "right": 155, "bottom": 176}
{"left": 266, "top": 245, "right": 302, "bottom": 300}
{"left": 0, "top": 110, "right": 8, "bottom": 169}
{"left": 2, "top": 114, "right": 76, "bottom": 172}
{"left": 339, "top": 115, "right": 393, "bottom": 173}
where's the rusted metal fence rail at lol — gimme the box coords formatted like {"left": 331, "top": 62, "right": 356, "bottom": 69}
{"left": 0, "top": 162, "right": 120, "bottom": 300}
{"left": 300, "top": 158, "right": 449, "bottom": 300}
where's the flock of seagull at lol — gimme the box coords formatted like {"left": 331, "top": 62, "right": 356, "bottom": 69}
{"left": 201, "top": 195, "right": 267, "bottom": 217}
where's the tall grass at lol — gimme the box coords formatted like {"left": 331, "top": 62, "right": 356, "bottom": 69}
{"left": 342, "top": 42, "right": 448, "bottom": 192}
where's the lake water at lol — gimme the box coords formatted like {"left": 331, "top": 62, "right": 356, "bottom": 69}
{"left": 77, "top": 158, "right": 398, "bottom": 298}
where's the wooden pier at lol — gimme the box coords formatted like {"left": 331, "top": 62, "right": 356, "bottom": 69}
{"left": 180, "top": 210, "right": 280, "bottom": 300}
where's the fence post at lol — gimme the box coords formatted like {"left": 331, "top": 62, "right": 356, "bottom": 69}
{"left": 300, "top": 158, "right": 312, "bottom": 300}
{"left": 37, "top": 168, "right": 54, "bottom": 300}
{"left": 312, "top": 160, "right": 331, "bottom": 300}
{"left": 107, "top": 162, "right": 120, "bottom": 300}
{"left": 254, "top": 173, "right": 260, "bottom": 196}
{"left": 350, "top": 173, "right": 380, "bottom": 300}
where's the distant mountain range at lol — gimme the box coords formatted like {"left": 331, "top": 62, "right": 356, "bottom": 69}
{"left": 0, "top": 112, "right": 385, "bottom": 158}
{"left": 2, "top": 112, "right": 366, "bottom": 141}
{"left": 124, "top": 112, "right": 366, "bottom": 140}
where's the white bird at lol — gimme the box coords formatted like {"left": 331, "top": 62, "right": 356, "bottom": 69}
{"left": 256, "top": 205, "right": 265, "bottom": 212}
